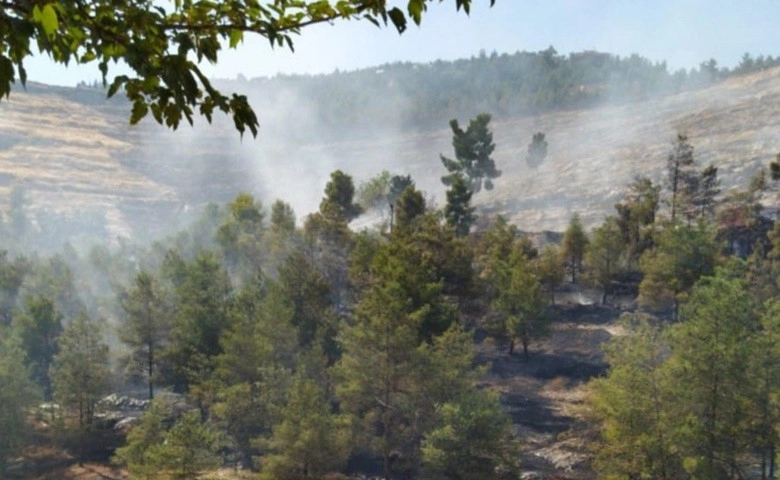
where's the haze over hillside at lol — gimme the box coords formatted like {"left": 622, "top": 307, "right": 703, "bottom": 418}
{"left": 2, "top": 52, "right": 780, "bottom": 248}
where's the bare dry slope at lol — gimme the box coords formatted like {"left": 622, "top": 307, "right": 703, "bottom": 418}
{"left": 2, "top": 68, "right": 780, "bottom": 241}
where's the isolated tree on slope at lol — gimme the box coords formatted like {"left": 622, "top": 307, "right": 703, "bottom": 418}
{"left": 441, "top": 113, "right": 501, "bottom": 193}
{"left": 526, "top": 131, "right": 548, "bottom": 169}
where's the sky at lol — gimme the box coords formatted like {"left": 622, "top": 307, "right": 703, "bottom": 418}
{"left": 21, "top": 0, "right": 780, "bottom": 86}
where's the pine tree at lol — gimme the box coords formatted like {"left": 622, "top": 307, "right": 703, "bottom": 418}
{"left": 51, "top": 312, "right": 110, "bottom": 428}
{"left": 270, "top": 199, "right": 296, "bottom": 235}
{"left": 491, "top": 244, "right": 547, "bottom": 359}
{"left": 335, "top": 259, "right": 424, "bottom": 480}
{"left": 12, "top": 295, "right": 62, "bottom": 399}
{"left": 561, "top": 213, "right": 589, "bottom": 283}
{"left": 50, "top": 312, "right": 110, "bottom": 465}
{"left": 421, "top": 388, "right": 520, "bottom": 480}
{"left": 164, "top": 252, "right": 232, "bottom": 392}
{"left": 638, "top": 220, "right": 720, "bottom": 320}
{"left": 588, "top": 314, "right": 682, "bottom": 479}
{"left": 320, "top": 169, "right": 363, "bottom": 223}
{"left": 115, "top": 402, "right": 227, "bottom": 480}
{"left": 749, "top": 300, "right": 780, "bottom": 479}
{"left": 536, "top": 244, "right": 564, "bottom": 305}
{"left": 444, "top": 174, "right": 476, "bottom": 237}
{"left": 119, "top": 270, "right": 171, "bottom": 400}
{"left": 585, "top": 216, "right": 625, "bottom": 305}
{"left": 0, "top": 330, "right": 40, "bottom": 476}
{"left": 393, "top": 185, "right": 426, "bottom": 233}
{"left": 666, "top": 133, "right": 697, "bottom": 222}
{"left": 667, "top": 272, "right": 758, "bottom": 477}
{"left": 440, "top": 113, "right": 501, "bottom": 193}
{"left": 259, "top": 372, "right": 350, "bottom": 480}
{"left": 526, "top": 131, "right": 548, "bottom": 169}
{"left": 614, "top": 176, "right": 660, "bottom": 270}
{"left": 216, "top": 192, "right": 266, "bottom": 277}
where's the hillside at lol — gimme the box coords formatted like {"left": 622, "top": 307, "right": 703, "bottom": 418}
{"left": 2, "top": 66, "right": 780, "bottom": 246}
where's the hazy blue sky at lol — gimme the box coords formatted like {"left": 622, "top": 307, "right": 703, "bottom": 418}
{"left": 22, "top": 0, "right": 780, "bottom": 86}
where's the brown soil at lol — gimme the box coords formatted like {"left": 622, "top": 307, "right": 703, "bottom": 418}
{"left": 3, "top": 68, "right": 780, "bottom": 238}
{"left": 477, "top": 285, "right": 629, "bottom": 480}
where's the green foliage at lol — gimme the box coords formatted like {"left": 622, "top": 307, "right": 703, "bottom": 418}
{"left": 668, "top": 272, "right": 759, "bottom": 478}
{"left": 393, "top": 184, "right": 426, "bottom": 232}
{"left": 561, "top": 213, "right": 589, "bottom": 283}
{"left": 115, "top": 401, "right": 227, "bottom": 480}
{"left": 277, "top": 250, "right": 338, "bottom": 358}
{"left": 444, "top": 174, "right": 476, "bottom": 237}
{"left": 441, "top": 113, "right": 501, "bottom": 193}
{"left": 118, "top": 270, "right": 171, "bottom": 400}
{"left": 1, "top": 0, "right": 491, "bottom": 136}
{"left": 259, "top": 372, "right": 351, "bottom": 480}
{"left": 536, "top": 244, "right": 564, "bottom": 305}
{"left": 358, "top": 170, "right": 393, "bottom": 211}
{"left": 666, "top": 133, "right": 695, "bottom": 222}
{"left": 270, "top": 199, "right": 296, "bottom": 235}
{"left": 590, "top": 267, "right": 780, "bottom": 479}
{"left": 638, "top": 220, "right": 720, "bottom": 319}
{"left": 322, "top": 169, "right": 364, "bottom": 222}
{"left": 0, "top": 330, "right": 41, "bottom": 474}
{"left": 476, "top": 216, "right": 518, "bottom": 276}
{"left": 588, "top": 314, "right": 683, "bottom": 479}
{"left": 585, "top": 216, "right": 624, "bottom": 305}
{"left": 335, "top": 253, "right": 425, "bottom": 478}
{"left": 50, "top": 312, "right": 110, "bottom": 430}
{"left": 12, "top": 295, "right": 62, "bottom": 399}
{"left": 421, "top": 389, "right": 520, "bottom": 480}
{"left": 210, "top": 274, "right": 298, "bottom": 465}
{"left": 19, "top": 254, "right": 84, "bottom": 321}
{"left": 158, "top": 411, "right": 227, "bottom": 478}
{"left": 526, "top": 131, "right": 548, "bottom": 169}
{"left": 216, "top": 192, "right": 265, "bottom": 276}
{"left": 164, "top": 252, "right": 232, "bottom": 392}
{"left": 0, "top": 251, "right": 29, "bottom": 326}
{"left": 614, "top": 176, "right": 660, "bottom": 270}
{"left": 306, "top": 170, "right": 362, "bottom": 245}
{"left": 490, "top": 244, "right": 547, "bottom": 358}
{"left": 112, "top": 399, "right": 169, "bottom": 480}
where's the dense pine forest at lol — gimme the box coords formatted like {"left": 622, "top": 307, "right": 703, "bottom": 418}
{"left": 2, "top": 48, "right": 780, "bottom": 479}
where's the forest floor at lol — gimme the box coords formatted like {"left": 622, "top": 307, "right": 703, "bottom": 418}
{"left": 476, "top": 284, "right": 634, "bottom": 480}
{"left": 13, "top": 283, "right": 628, "bottom": 480}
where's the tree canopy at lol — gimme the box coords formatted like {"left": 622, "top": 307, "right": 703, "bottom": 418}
{"left": 0, "top": 0, "right": 494, "bottom": 136}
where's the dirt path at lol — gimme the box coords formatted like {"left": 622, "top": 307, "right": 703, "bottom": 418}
{"left": 478, "top": 290, "right": 627, "bottom": 479}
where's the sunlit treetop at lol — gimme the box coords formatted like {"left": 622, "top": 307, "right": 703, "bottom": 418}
{"left": 0, "top": 0, "right": 495, "bottom": 137}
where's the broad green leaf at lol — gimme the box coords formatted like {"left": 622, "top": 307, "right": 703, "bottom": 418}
{"left": 408, "top": 0, "right": 425, "bottom": 25}
{"left": 0, "top": 56, "right": 13, "bottom": 98}
{"left": 130, "top": 100, "right": 148, "bottom": 125}
{"left": 40, "top": 4, "right": 60, "bottom": 38}
{"left": 229, "top": 29, "right": 243, "bottom": 49}
{"left": 387, "top": 7, "right": 407, "bottom": 34}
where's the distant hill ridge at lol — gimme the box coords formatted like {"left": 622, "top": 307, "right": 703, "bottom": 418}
{"left": 1, "top": 50, "right": 780, "bottom": 250}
